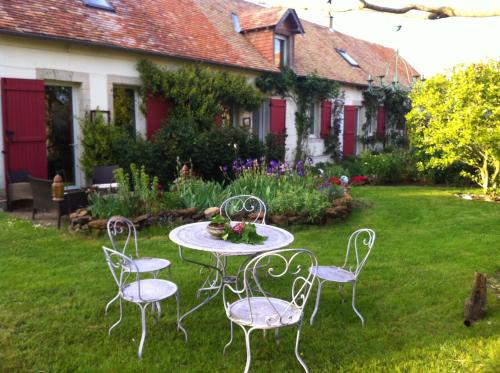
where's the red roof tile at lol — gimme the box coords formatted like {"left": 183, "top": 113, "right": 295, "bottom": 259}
{"left": 0, "top": 0, "right": 418, "bottom": 85}
{"left": 238, "top": 6, "right": 288, "bottom": 32}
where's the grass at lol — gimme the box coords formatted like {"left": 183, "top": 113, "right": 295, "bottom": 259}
{"left": 0, "top": 186, "right": 499, "bottom": 372}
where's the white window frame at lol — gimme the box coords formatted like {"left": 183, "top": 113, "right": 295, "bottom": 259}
{"left": 308, "top": 101, "right": 321, "bottom": 138}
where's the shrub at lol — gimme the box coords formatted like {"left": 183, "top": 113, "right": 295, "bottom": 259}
{"left": 359, "top": 151, "right": 416, "bottom": 183}
{"left": 265, "top": 133, "right": 287, "bottom": 162}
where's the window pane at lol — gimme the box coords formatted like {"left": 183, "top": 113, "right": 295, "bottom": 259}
{"left": 113, "top": 87, "right": 136, "bottom": 137}
{"left": 308, "top": 104, "right": 316, "bottom": 135}
{"left": 274, "top": 37, "right": 286, "bottom": 67}
{"left": 83, "top": 0, "right": 114, "bottom": 11}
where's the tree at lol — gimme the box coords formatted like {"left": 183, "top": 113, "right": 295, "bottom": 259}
{"left": 356, "top": 1, "right": 500, "bottom": 19}
{"left": 407, "top": 60, "right": 500, "bottom": 195}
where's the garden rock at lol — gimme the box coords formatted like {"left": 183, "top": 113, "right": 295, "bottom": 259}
{"left": 88, "top": 219, "right": 108, "bottom": 230}
{"left": 133, "top": 214, "right": 150, "bottom": 225}
{"left": 176, "top": 208, "right": 198, "bottom": 217}
{"left": 270, "top": 215, "right": 288, "bottom": 226}
{"left": 204, "top": 207, "right": 220, "bottom": 219}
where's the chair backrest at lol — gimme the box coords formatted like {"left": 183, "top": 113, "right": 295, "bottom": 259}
{"left": 107, "top": 216, "right": 139, "bottom": 258}
{"left": 219, "top": 195, "right": 267, "bottom": 224}
{"left": 28, "top": 176, "right": 54, "bottom": 211}
{"left": 8, "top": 170, "right": 30, "bottom": 183}
{"left": 342, "top": 228, "right": 376, "bottom": 277}
{"left": 92, "top": 165, "right": 119, "bottom": 184}
{"left": 225, "top": 248, "right": 318, "bottom": 326}
{"left": 102, "top": 246, "right": 141, "bottom": 297}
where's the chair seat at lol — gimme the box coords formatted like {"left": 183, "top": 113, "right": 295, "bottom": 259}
{"left": 228, "top": 297, "right": 302, "bottom": 329}
{"left": 310, "top": 265, "right": 356, "bottom": 283}
{"left": 124, "top": 258, "right": 171, "bottom": 273}
{"left": 122, "top": 279, "right": 177, "bottom": 303}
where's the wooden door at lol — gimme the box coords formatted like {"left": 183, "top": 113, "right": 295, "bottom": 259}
{"left": 2, "top": 78, "right": 47, "bottom": 183}
{"left": 343, "top": 105, "right": 357, "bottom": 156}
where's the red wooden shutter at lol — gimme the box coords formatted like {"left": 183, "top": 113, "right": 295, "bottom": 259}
{"left": 343, "top": 105, "right": 357, "bottom": 156}
{"left": 377, "top": 106, "right": 385, "bottom": 137}
{"left": 146, "top": 94, "right": 171, "bottom": 141}
{"left": 1, "top": 78, "right": 47, "bottom": 182}
{"left": 320, "top": 100, "right": 332, "bottom": 139}
{"left": 269, "top": 98, "right": 286, "bottom": 134}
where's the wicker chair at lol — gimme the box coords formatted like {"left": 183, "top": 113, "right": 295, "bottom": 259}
{"left": 29, "top": 176, "right": 54, "bottom": 220}
{"left": 7, "top": 170, "right": 33, "bottom": 210}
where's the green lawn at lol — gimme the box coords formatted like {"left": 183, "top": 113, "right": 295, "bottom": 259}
{"left": 0, "top": 186, "right": 499, "bottom": 372}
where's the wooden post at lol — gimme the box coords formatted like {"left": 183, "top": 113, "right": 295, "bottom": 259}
{"left": 464, "top": 272, "right": 487, "bottom": 326}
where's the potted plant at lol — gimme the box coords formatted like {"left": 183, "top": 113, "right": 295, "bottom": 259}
{"left": 207, "top": 214, "right": 228, "bottom": 239}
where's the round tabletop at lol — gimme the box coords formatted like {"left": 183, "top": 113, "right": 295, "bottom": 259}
{"left": 169, "top": 222, "right": 294, "bottom": 256}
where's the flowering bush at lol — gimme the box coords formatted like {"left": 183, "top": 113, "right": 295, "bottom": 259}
{"left": 350, "top": 175, "right": 369, "bottom": 185}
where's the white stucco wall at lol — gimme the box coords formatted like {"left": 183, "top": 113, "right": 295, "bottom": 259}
{"left": 0, "top": 34, "right": 259, "bottom": 189}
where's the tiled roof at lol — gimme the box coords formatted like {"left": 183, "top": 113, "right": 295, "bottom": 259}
{"left": 294, "top": 21, "right": 419, "bottom": 86}
{"left": 0, "top": 0, "right": 418, "bottom": 86}
{"left": 238, "top": 6, "right": 288, "bottom": 32}
{"left": 0, "top": 0, "right": 277, "bottom": 72}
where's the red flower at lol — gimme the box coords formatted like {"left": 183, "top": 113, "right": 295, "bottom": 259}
{"left": 350, "top": 176, "right": 369, "bottom": 185}
{"left": 232, "top": 222, "right": 245, "bottom": 234}
{"left": 328, "top": 177, "right": 341, "bottom": 185}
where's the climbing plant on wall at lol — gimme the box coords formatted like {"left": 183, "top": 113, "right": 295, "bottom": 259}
{"left": 256, "top": 67, "right": 340, "bottom": 162}
{"left": 361, "top": 85, "right": 412, "bottom": 149}
{"left": 137, "top": 60, "right": 263, "bottom": 130}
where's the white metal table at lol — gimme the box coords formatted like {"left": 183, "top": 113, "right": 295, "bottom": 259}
{"left": 169, "top": 221, "right": 294, "bottom": 327}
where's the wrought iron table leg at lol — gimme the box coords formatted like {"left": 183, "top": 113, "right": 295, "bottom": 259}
{"left": 178, "top": 246, "right": 225, "bottom": 326}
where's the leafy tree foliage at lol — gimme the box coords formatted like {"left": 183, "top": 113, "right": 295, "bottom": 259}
{"left": 407, "top": 60, "right": 500, "bottom": 194}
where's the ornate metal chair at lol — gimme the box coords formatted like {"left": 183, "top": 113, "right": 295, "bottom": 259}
{"left": 309, "top": 228, "right": 376, "bottom": 326}
{"left": 102, "top": 246, "right": 186, "bottom": 358}
{"left": 222, "top": 248, "right": 318, "bottom": 373}
{"left": 220, "top": 195, "right": 267, "bottom": 224}
{"left": 105, "top": 216, "right": 171, "bottom": 314}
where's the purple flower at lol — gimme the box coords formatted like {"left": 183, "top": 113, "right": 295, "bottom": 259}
{"left": 222, "top": 165, "right": 228, "bottom": 172}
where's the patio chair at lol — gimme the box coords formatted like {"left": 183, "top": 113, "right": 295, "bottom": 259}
{"left": 220, "top": 195, "right": 267, "bottom": 224}
{"left": 102, "top": 246, "right": 186, "bottom": 358}
{"left": 222, "top": 248, "right": 318, "bottom": 373}
{"left": 29, "top": 176, "right": 54, "bottom": 220}
{"left": 309, "top": 228, "right": 376, "bottom": 327}
{"left": 7, "top": 170, "right": 33, "bottom": 210}
{"left": 92, "top": 164, "right": 119, "bottom": 184}
{"left": 105, "top": 216, "right": 172, "bottom": 314}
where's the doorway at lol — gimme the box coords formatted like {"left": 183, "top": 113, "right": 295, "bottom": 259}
{"left": 45, "top": 85, "right": 77, "bottom": 185}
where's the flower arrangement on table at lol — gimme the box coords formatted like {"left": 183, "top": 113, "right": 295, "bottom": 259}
{"left": 207, "top": 215, "right": 267, "bottom": 244}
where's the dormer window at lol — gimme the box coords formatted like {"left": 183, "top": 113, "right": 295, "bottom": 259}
{"left": 82, "top": 0, "right": 114, "bottom": 11}
{"left": 274, "top": 35, "right": 289, "bottom": 67}
{"left": 336, "top": 48, "right": 359, "bottom": 67}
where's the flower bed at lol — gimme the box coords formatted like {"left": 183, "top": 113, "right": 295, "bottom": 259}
{"left": 74, "top": 160, "right": 355, "bottom": 231}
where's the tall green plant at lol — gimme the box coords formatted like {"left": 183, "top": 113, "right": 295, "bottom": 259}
{"left": 407, "top": 60, "right": 500, "bottom": 195}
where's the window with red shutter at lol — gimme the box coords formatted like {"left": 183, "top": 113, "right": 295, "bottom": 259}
{"left": 377, "top": 106, "right": 385, "bottom": 137}
{"left": 269, "top": 98, "right": 286, "bottom": 134}
{"left": 146, "top": 94, "right": 171, "bottom": 140}
{"left": 320, "top": 100, "right": 332, "bottom": 139}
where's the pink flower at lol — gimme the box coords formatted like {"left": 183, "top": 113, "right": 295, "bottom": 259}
{"left": 232, "top": 222, "right": 245, "bottom": 234}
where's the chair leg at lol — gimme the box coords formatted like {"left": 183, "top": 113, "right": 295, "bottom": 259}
{"left": 223, "top": 321, "right": 234, "bottom": 355}
{"left": 156, "top": 301, "right": 162, "bottom": 319}
{"left": 310, "top": 279, "right": 323, "bottom": 325}
{"left": 32, "top": 208, "right": 36, "bottom": 221}
{"left": 176, "top": 292, "right": 188, "bottom": 342}
{"left": 295, "top": 320, "right": 309, "bottom": 373}
{"left": 138, "top": 304, "right": 148, "bottom": 358}
{"left": 338, "top": 284, "right": 345, "bottom": 304}
{"left": 105, "top": 292, "right": 120, "bottom": 315}
{"left": 351, "top": 281, "right": 365, "bottom": 327}
{"left": 274, "top": 328, "right": 280, "bottom": 345}
{"left": 108, "top": 298, "right": 123, "bottom": 335}
{"left": 241, "top": 326, "right": 255, "bottom": 373}
{"left": 152, "top": 303, "right": 157, "bottom": 326}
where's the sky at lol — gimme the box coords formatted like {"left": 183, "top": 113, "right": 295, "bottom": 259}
{"left": 253, "top": 0, "right": 500, "bottom": 77}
